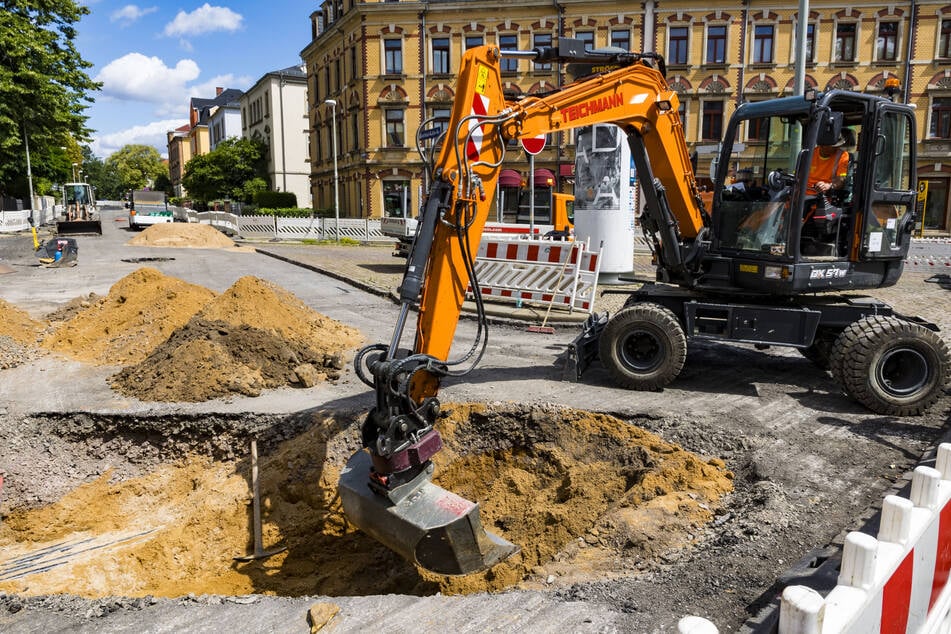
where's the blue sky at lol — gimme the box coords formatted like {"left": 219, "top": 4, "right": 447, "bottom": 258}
{"left": 77, "top": 1, "right": 316, "bottom": 158}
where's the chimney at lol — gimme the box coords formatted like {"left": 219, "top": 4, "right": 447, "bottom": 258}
{"left": 216, "top": 87, "right": 223, "bottom": 96}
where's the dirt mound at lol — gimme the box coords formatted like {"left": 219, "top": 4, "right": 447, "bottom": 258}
{"left": 196, "top": 276, "right": 361, "bottom": 350}
{"left": 0, "top": 403, "right": 732, "bottom": 598}
{"left": 109, "top": 276, "right": 362, "bottom": 401}
{"left": 110, "top": 318, "right": 350, "bottom": 401}
{"left": 41, "top": 268, "right": 216, "bottom": 365}
{"left": 127, "top": 223, "right": 238, "bottom": 249}
{"left": 0, "top": 298, "right": 43, "bottom": 344}
{"left": 0, "top": 335, "right": 42, "bottom": 369}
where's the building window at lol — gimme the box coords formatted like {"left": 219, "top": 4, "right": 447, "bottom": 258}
{"left": 432, "top": 37, "right": 450, "bottom": 74}
{"left": 677, "top": 100, "right": 688, "bottom": 137}
{"left": 876, "top": 22, "right": 898, "bottom": 61}
{"left": 931, "top": 97, "right": 951, "bottom": 139}
{"left": 706, "top": 25, "right": 727, "bottom": 64}
{"left": 386, "top": 108, "right": 405, "bottom": 147}
{"left": 384, "top": 38, "right": 402, "bottom": 74}
{"left": 752, "top": 25, "right": 774, "bottom": 63}
{"left": 701, "top": 100, "right": 724, "bottom": 140}
{"left": 499, "top": 33, "right": 518, "bottom": 72}
{"left": 668, "top": 26, "right": 688, "bottom": 65}
{"left": 803, "top": 22, "right": 816, "bottom": 63}
{"left": 941, "top": 20, "right": 951, "bottom": 58}
{"left": 610, "top": 29, "right": 630, "bottom": 51}
{"left": 576, "top": 30, "right": 594, "bottom": 51}
{"left": 533, "top": 32, "right": 552, "bottom": 70}
{"left": 351, "top": 111, "right": 359, "bottom": 151}
{"left": 748, "top": 115, "right": 770, "bottom": 141}
{"left": 350, "top": 47, "right": 358, "bottom": 80}
{"left": 835, "top": 23, "right": 856, "bottom": 62}
{"left": 465, "top": 34, "right": 484, "bottom": 50}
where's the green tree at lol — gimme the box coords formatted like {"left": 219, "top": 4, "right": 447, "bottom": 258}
{"left": 181, "top": 138, "right": 268, "bottom": 204}
{"left": 105, "top": 144, "right": 168, "bottom": 194}
{"left": 0, "top": 1, "right": 99, "bottom": 197}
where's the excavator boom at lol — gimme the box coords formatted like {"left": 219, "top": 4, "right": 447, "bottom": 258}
{"left": 341, "top": 40, "right": 706, "bottom": 574}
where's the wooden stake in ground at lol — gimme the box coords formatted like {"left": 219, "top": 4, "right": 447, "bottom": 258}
{"left": 234, "top": 439, "right": 287, "bottom": 561}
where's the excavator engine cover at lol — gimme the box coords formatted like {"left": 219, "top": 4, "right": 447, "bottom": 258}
{"left": 338, "top": 449, "right": 519, "bottom": 575}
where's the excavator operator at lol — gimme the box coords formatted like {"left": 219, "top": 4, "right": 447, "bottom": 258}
{"left": 806, "top": 132, "right": 849, "bottom": 196}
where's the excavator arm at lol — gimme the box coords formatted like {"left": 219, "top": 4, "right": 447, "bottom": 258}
{"left": 340, "top": 40, "right": 707, "bottom": 575}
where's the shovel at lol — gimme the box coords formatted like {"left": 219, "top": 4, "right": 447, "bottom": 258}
{"left": 234, "top": 439, "right": 287, "bottom": 562}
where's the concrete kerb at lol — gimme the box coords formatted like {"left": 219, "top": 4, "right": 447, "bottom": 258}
{"left": 252, "top": 245, "right": 591, "bottom": 328}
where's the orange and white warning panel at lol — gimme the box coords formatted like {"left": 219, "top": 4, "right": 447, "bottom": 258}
{"left": 779, "top": 443, "right": 951, "bottom": 634}
{"left": 469, "top": 239, "right": 602, "bottom": 313}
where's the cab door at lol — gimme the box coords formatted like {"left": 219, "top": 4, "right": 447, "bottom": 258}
{"left": 857, "top": 105, "right": 917, "bottom": 260}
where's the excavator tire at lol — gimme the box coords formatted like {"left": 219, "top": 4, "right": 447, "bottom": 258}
{"left": 833, "top": 315, "right": 950, "bottom": 416}
{"left": 598, "top": 302, "right": 686, "bottom": 391}
{"left": 799, "top": 328, "right": 839, "bottom": 370}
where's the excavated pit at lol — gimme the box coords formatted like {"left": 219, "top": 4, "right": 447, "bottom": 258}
{"left": 0, "top": 403, "right": 732, "bottom": 599}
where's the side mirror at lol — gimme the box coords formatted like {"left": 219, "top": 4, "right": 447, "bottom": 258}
{"left": 816, "top": 111, "right": 843, "bottom": 147}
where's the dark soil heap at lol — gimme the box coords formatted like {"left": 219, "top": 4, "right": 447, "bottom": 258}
{"left": 110, "top": 276, "right": 363, "bottom": 401}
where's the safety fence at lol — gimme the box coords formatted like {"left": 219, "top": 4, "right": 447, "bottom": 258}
{"left": 777, "top": 443, "right": 951, "bottom": 633}
{"left": 468, "top": 238, "right": 602, "bottom": 314}
{"left": 192, "top": 211, "right": 389, "bottom": 243}
{"left": 0, "top": 197, "right": 58, "bottom": 232}
{"left": 906, "top": 256, "right": 951, "bottom": 269}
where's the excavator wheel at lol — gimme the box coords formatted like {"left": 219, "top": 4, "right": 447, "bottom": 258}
{"left": 598, "top": 302, "right": 686, "bottom": 391}
{"left": 832, "top": 315, "right": 950, "bottom": 416}
{"left": 799, "top": 328, "right": 839, "bottom": 370}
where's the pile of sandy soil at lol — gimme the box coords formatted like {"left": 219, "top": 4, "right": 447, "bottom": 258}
{"left": 0, "top": 299, "right": 45, "bottom": 370}
{"left": 0, "top": 298, "right": 43, "bottom": 344}
{"left": 0, "top": 403, "right": 733, "bottom": 599}
{"left": 127, "top": 223, "right": 239, "bottom": 249}
{"left": 31, "top": 268, "right": 362, "bottom": 401}
{"left": 109, "top": 275, "right": 363, "bottom": 401}
{"left": 41, "top": 268, "right": 216, "bottom": 365}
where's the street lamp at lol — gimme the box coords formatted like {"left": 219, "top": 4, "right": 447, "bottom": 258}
{"left": 324, "top": 99, "right": 339, "bottom": 243}
{"left": 72, "top": 162, "right": 78, "bottom": 181}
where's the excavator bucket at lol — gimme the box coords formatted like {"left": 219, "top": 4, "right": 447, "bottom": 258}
{"left": 338, "top": 449, "right": 519, "bottom": 575}
{"left": 56, "top": 219, "right": 102, "bottom": 235}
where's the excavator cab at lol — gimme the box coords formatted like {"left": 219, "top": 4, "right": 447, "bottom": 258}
{"left": 708, "top": 91, "right": 917, "bottom": 293}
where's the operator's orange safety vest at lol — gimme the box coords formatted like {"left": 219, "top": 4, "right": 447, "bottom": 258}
{"left": 806, "top": 148, "right": 848, "bottom": 195}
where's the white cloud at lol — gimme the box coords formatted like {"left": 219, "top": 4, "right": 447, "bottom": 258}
{"left": 163, "top": 3, "right": 243, "bottom": 37}
{"left": 94, "top": 53, "right": 200, "bottom": 108}
{"left": 92, "top": 118, "right": 187, "bottom": 159}
{"left": 110, "top": 5, "right": 158, "bottom": 26}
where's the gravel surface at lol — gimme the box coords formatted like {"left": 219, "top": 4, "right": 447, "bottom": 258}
{"left": 0, "top": 213, "right": 949, "bottom": 632}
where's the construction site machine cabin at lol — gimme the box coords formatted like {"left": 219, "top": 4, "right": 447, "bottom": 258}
{"left": 341, "top": 41, "right": 951, "bottom": 576}
{"left": 56, "top": 182, "right": 102, "bottom": 235}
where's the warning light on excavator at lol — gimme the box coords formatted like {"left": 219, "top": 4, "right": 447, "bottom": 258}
{"left": 884, "top": 77, "right": 901, "bottom": 100}
{"left": 656, "top": 99, "right": 673, "bottom": 111}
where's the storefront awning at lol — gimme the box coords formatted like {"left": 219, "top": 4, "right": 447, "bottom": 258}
{"left": 559, "top": 164, "right": 574, "bottom": 177}
{"left": 499, "top": 169, "right": 521, "bottom": 188}
{"left": 533, "top": 168, "right": 555, "bottom": 187}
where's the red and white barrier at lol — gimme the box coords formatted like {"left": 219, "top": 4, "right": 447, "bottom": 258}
{"left": 905, "top": 257, "right": 951, "bottom": 269}
{"left": 469, "top": 238, "right": 602, "bottom": 313}
{"left": 779, "top": 443, "right": 951, "bottom": 633}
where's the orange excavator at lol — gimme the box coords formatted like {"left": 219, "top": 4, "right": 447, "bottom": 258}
{"left": 341, "top": 41, "right": 949, "bottom": 575}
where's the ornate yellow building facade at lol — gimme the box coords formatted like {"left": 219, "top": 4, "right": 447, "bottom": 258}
{"left": 302, "top": 0, "right": 951, "bottom": 232}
